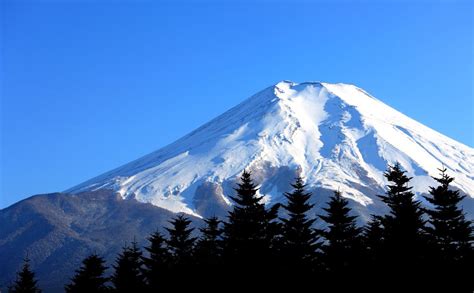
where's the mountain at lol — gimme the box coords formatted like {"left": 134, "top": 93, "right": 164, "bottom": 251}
{"left": 0, "top": 190, "right": 197, "bottom": 292}
{"left": 67, "top": 81, "right": 474, "bottom": 220}
{"left": 1, "top": 81, "right": 473, "bottom": 291}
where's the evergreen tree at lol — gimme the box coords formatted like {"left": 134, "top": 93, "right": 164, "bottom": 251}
{"left": 194, "top": 216, "right": 223, "bottom": 267}
{"left": 9, "top": 257, "right": 41, "bottom": 293}
{"left": 423, "top": 167, "right": 473, "bottom": 291}
{"left": 377, "top": 163, "right": 427, "bottom": 287}
{"left": 363, "top": 215, "right": 384, "bottom": 265}
{"left": 424, "top": 167, "right": 473, "bottom": 259}
{"left": 265, "top": 201, "right": 282, "bottom": 267}
{"left": 142, "top": 231, "right": 170, "bottom": 291}
{"left": 222, "top": 171, "right": 276, "bottom": 271}
{"left": 360, "top": 214, "right": 385, "bottom": 288}
{"left": 65, "top": 254, "right": 109, "bottom": 293}
{"left": 165, "top": 214, "right": 196, "bottom": 271}
{"left": 319, "top": 190, "right": 362, "bottom": 275}
{"left": 280, "top": 177, "right": 321, "bottom": 273}
{"left": 111, "top": 241, "right": 145, "bottom": 293}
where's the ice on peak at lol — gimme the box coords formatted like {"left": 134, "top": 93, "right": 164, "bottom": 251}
{"left": 278, "top": 79, "right": 295, "bottom": 85}
{"left": 270, "top": 81, "right": 359, "bottom": 108}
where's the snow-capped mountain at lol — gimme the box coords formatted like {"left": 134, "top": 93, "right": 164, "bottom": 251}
{"left": 66, "top": 81, "right": 474, "bottom": 219}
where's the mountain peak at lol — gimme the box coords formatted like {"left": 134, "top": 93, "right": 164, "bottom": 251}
{"left": 272, "top": 81, "right": 375, "bottom": 107}
{"left": 66, "top": 81, "right": 474, "bottom": 219}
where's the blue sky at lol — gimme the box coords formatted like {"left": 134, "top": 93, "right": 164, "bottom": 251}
{"left": 1, "top": 0, "right": 473, "bottom": 208}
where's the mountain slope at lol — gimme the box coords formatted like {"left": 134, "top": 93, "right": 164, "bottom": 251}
{"left": 0, "top": 190, "right": 195, "bottom": 292}
{"left": 66, "top": 81, "right": 474, "bottom": 218}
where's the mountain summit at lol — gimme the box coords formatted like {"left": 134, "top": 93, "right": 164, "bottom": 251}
{"left": 67, "top": 81, "right": 474, "bottom": 219}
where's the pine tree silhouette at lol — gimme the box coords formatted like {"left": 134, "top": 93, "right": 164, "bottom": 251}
{"left": 8, "top": 257, "right": 41, "bottom": 293}
{"left": 193, "top": 216, "right": 223, "bottom": 284}
{"left": 111, "top": 241, "right": 145, "bottom": 293}
{"left": 194, "top": 216, "right": 223, "bottom": 266}
{"left": 142, "top": 231, "right": 170, "bottom": 291}
{"left": 424, "top": 168, "right": 473, "bottom": 259}
{"left": 165, "top": 214, "right": 196, "bottom": 280}
{"left": 363, "top": 215, "right": 384, "bottom": 265}
{"left": 280, "top": 176, "right": 322, "bottom": 276}
{"left": 423, "top": 167, "right": 473, "bottom": 291}
{"left": 377, "top": 163, "right": 427, "bottom": 288}
{"left": 222, "top": 170, "right": 279, "bottom": 285}
{"left": 65, "top": 254, "right": 109, "bottom": 293}
{"left": 360, "top": 214, "right": 386, "bottom": 289}
{"left": 264, "top": 201, "right": 282, "bottom": 272}
{"left": 319, "top": 190, "right": 362, "bottom": 277}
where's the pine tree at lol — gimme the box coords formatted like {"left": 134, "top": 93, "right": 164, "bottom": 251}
{"left": 360, "top": 214, "right": 385, "bottom": 288}
{"left": 65, "top": 254, "right": 109, "bottom": 293}
{"left": 222, "top": 170, "right": 275, "bottom": 273}
{"left": 280, "top": 177, "right": 321, "bottom": 273}
{"left": 377, "top": 163, "right": 427, "bottom": 286}
{"left": 319, "top": 190, "right": 362, "bottom": 276}
{"left": 363, "top": 215, "right": 384, "bottom": 265}
{"left": 424, "top": 168, "right": 473, "bottom": 259}
{"left": 194, "top": 216, "right": 223, "bottom": 267}
{"left": 142, "top": 231, "right": 170, "bottom": 291}
{"left": 111, "top": 241, "right": 145, "bottom": 293}
{"left": 265, "top": 201, "right": 282, "bottom": 268}
{"left": 9, "top": 257, "right": 41, "bottom": 293}
{"left": 165, "top": 214, "right": 196, "bottom": 272}
{"left": 423, "top": 167, "right": 473, "bottom": 291}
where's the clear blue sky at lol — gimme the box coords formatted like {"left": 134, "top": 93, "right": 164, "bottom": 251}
{"left": 1, "top": 0, "right": 473, "bottom": 208}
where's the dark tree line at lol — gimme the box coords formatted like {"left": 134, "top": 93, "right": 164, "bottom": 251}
{"left": 10, "top": 165, "right": 473, "bottom": 292}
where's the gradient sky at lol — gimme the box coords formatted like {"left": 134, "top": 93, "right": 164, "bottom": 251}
{"left": 1, "top": 0, "right": 473, "bottom": 208}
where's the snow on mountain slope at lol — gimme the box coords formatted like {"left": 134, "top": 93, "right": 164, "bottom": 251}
{"left": 66, "top": 81, "right": 474, "bottom": 218}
